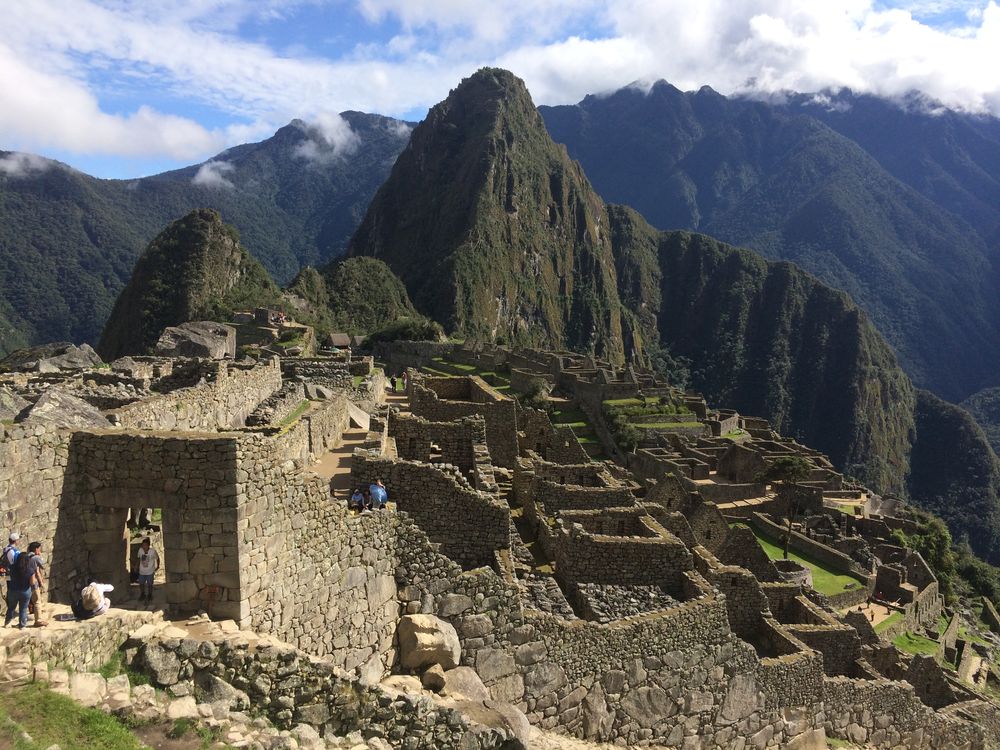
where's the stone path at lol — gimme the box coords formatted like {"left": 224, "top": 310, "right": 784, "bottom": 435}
{"left": 311, "top": 386, "right": 411, "bottom": 504}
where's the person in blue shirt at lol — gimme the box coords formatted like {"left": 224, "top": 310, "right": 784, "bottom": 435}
{"left": 369, "top": 479, "right": 388, "bottom": 510}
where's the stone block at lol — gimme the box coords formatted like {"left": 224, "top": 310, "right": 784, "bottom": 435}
{"left": 396, "top": 614, "right": 461, "bottom": 671}
{"left": 69, "top": 672, "right": 107, "bottom": 707}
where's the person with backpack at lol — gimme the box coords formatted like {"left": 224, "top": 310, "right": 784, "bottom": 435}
{"left": 1, "top": 533, "right": 20, "bottom": 591}
{"left": 4, "top": 540, "right": 34, "bottom": 628}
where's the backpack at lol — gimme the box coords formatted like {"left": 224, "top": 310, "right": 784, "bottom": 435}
{"left": 0, "top": 546, "right": 19, "bottom": 578}
{"left": 9, "top": 551, "right": 33, "bottom": 589}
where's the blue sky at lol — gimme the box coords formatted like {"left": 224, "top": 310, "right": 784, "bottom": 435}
{"left": 1, "top": 0, "right": 998, "bottom": 179}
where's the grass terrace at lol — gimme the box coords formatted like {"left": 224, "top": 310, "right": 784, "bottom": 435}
{"left": 875, "top": 611, "right": 904, "bottom": 634}
{"left": 748, "top": 526, "right": 863, "bottom": 597}
{"left": 893, "top": 631, "right": 940, "bottom": 657}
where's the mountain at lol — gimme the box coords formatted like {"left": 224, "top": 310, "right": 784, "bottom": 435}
{"left": 347, "top": 68, "right": 627, "bottom": 363}
{"left": 784, "top": 90, "right": 1000, "bottom": 247}
{"left": 539, "top": 83, "right": 1000, "bottom": 402}
{"left": 961, "top": 387, "right": 1000, "bottom": 457}
{"left": 348, "top": 67, "right": 1000, "bottom": 564}
{"left": 98, "top": 209, "right": 280, "bottom": 359}
{"left": 0, "top": 112, "right": 410, "bottom": 355}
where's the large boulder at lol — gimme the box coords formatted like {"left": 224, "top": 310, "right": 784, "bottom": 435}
{"left": 21, "top": 389, "right": 110, "bottom": 429}
{"left": 155, "top": 321, "right": 236, "bottom": 359}
{"left": 0, "top": 387, "right": 29, "bottom": 421}
{"left": 396, "top": 614, "right": 461, "bottom": 671}
{"left": 0, "top": 342, "right": 104, "bottom": 372}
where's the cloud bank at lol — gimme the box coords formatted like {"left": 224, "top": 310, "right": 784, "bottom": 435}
{"left": 192, "top": 160, "right": 235, "bottom": 188}
{"left": 2, "top": 0, "right": 999, "bottom": 175}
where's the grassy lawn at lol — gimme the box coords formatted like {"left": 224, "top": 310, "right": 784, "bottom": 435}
{"left": 751, "top": 529, "right": 862, "bottom": 597}
{"left": 632, "top": 421, "right": 701, "bottom": 428}
{"left": 893, "top": 631, "right": 940, "bottom": 656}
{"left": 875, "top": 611, "right": 904, "bottom": 633}
{"left": 279, "top": 400, "right": 310, "bottom": 426}
{"left": 0, "top": 683, "right": 144, "bottom": 750}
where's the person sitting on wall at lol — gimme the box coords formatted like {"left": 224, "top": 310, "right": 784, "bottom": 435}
{"left": 71, "top": 582, "right": 114, "bottom": 620}
{"left": 350, "top": 488, "right": 365, "bottom": 513}
{"left": 361, "top": 489, "right": 373, "bottom": 513}
{"left": 369, "top": 479, "right": 388, "bottom": 510}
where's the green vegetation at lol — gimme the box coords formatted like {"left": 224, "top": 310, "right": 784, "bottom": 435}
{"left": 97, "top": 209, "right": 281, "bottom": 359}
{"left": 320, "top": 257, "right": 424, "bottom": 335}
{"left": 751, "top": 528, "right": 862, "bottom": 597}
{"left": 279, "top": 400, "right": 310, "bottom": 426}
{"left": 347, "top": 68, "right": 626, "bottom": 362}
{"left": 892, "top": 631, "right": 940, "bottom": 657}
{"left": 875, "top": 611, "right": 903, "bottom": 633}
{"left": 366, "top": 317, "right": 444, "bottom": 345}
{"left": 0, "top": 682, "right": 143, "bottom": 750}
{"left": 98, "top": 651, "right": 150, "bottom": 686}
{"left": 961, "top": 386, "right": 1000, "bottom": 456}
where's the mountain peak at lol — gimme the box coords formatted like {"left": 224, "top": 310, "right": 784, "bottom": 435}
{"left": 348, "top": 67, "right": 626, "bottom": 360}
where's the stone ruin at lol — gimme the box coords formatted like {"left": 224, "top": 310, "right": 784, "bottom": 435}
{"left": 1, "top": 336, "right": 999, "bottom": 749}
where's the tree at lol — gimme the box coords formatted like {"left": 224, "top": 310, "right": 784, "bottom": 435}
{"left": 756, "top": 456, "right": 812, "bottom": 559}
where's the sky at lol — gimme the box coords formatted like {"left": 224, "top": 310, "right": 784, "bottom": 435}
{"left": 1, "top": 0, "right": 999, "bottom": 179}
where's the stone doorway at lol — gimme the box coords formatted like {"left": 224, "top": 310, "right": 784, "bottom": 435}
{"left": 82, "top": 498, "right": 182, "bottom": 611}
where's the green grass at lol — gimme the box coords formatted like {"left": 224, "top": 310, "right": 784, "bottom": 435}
{"left": 279, "top": 400, "right": 310, "bottom": 426}
{"left": 893, "top": 631, "right": 940, "bottom": 656}
{"left": 875, "top": 611, "right": 904, "bottom": 633}
{"left": 0, "top": 683, "right": 144, "bottom": 750}
{"left": 751, "top": 529, "right": 862, "bottom": 597}
{"left": 632, "top": 421, "right": 701, "bottom": 428}
{"left": 98, "top": 652, "right": 150, "bottom": 686}
{"left": 603, "top": 398, "right": 644, "bottom": 407}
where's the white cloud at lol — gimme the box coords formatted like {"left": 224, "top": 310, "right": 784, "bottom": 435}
{"left": 1, "top": 0, "right": 999, "bottom": 173}
{"left": 293, "top": 113, "right": 361, "bottom": 164}
{"left": 191, "top": 159, "right": 235, "bottom": 188}
{"left": 0, "top": 152, "right": 56, "bottom": 177}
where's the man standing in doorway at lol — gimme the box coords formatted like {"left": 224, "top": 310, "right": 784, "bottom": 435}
{"left": 137, "top": 537, "right": 159, "bottom": 605}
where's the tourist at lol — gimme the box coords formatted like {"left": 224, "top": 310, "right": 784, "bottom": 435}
{"left": 2, "top": 533, "right": 20, "bottom": 591}
{"left": 390, "top": 375, "right": 397, "bottom": 392}
{"left": 350, "top": 487, "right": 365, "bottom": 513}
{"left": 25, "top": 542, "right": 47, "bottom": 627}
{"left": 369, "top": 479, "right": 388, "bottom": 510}
{"left": 401, "top": 371, "right": 408, "bottom": 391}
{"left": 71, "top": 582, "right": 114, "bottom": 620}
{"left": 362, "top": 488, "right": 373, "bottom": 512}
{"left": 3, "top": 541, "right": 33, "bottom": 629}
{"left": 137, "top": 537, "right": 159, "bottom": 604}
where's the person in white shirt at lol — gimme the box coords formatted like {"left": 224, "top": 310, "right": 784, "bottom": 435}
{"left": 72, "top": 582, "right": 114, "bottom": 619}
{"left": 137, "top": 537, "right": 159, "bottom": 604}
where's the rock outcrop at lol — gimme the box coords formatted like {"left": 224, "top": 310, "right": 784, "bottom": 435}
{"left": 20, "top": 389, "right": 110, "bottom": 429}
{"left": 0, "top": 341, "right": 103, "bottom": 372}
{"left": 155, "top": 321, "right": 236, "bottom": 359}
{"left": 396, "top": 614, "right": 461, "bottom": 671}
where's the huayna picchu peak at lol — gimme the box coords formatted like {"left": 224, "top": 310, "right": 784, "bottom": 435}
{"left": 348, "top": 68, "right": 627, "bottom": 363}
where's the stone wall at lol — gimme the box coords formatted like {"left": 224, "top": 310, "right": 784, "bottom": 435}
{"left": 281, "top": 358, "right": 352, "bottom": 390}
{"left": 409, "top": 380, "right": 519, "bottom": 468}
{"left": 749, "top": 512, "right": 868, "bottom": 580}
{"left": 236, "top": 435, "right": 400, "bottom": 673}
{"left": 822, "top": 676, "right": 984, "bottom": 748}
{"left": 517, "top": 409, "right": 591, "bottom": 464}
{"left": 61, "top": 431, "right": 242, "bottom": 613}
{"left": 352, "top": 453, "right": 510, "bottom": 570}
{"left": 246, "top": 381, "right": 305, "bottom": 426}
{"left": 389, "top": 412, "right": 484, "bottom": 473}
{"left": 0, "top": 423, "right": 70, "bottom": 598}
{"left": 129, "top": 632, "right": 517, "bottom": 749}
{"left": 111, "top": 358, "right": 282, "bottom": 431}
